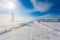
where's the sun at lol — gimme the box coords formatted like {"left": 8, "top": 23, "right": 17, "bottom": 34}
{"left": 6, "top": 2, "right": 15, "bottom": 10}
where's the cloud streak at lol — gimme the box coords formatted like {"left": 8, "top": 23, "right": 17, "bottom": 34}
{"left": 31, "top": 0, "right": 52, "bottom": 12}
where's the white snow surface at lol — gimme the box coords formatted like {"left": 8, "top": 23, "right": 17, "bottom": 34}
{"left": 0, "top": 21, "right": 60, "bottom": 40}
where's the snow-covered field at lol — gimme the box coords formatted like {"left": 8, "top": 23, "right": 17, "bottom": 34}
{"left": 0, "top": 20, "right": 60, "bottom": 40}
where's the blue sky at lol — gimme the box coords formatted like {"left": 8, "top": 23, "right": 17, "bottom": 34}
{"left": 0, "top": 0, "right": 60, "bottom": 19}
{"left": 19, "top": 0, "right": 60, "bottom": 18}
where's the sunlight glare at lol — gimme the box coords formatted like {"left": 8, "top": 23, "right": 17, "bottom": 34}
{"left": 6, "top": 2, "right": 15, "bottom": 10}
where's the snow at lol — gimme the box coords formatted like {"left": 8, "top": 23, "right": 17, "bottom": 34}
{"left": 0, "top": 20, "right": 60, "bottom": 40}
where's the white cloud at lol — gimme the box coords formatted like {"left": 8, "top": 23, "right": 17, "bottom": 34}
{"left": 31, "top": 0, "right": 52, "bottom": 12}
{"left": 0, "top": 0, "right": 18, "bottom": 10}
